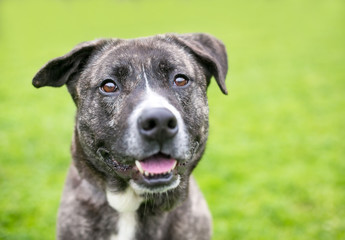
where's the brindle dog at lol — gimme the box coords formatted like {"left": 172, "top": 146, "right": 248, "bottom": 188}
{"left": 33, "top": 33, "right": 228, "bottom": 240}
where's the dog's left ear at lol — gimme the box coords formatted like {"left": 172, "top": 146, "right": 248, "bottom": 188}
{"left": 173, "top": 33, "right": 228, "bottom": 95}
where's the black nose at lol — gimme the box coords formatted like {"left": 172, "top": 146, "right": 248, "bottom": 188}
{"left": 138, "top": 108, "right": 178, "bottom": 142}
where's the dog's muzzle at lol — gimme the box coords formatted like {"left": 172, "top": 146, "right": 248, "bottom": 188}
{"left": 131, "top": 107, "right": 180, "bottom": 193}
{"left": 99, "top": 107, "right": 185, "bottom": 194}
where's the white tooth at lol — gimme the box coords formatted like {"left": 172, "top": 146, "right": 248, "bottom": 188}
{"left": 135, "top": 160, "right": 144, "bottom": 174}
{"left": 172, "top": 161, "right": 177, "bottom": 170}
{"left": 144, "top": 171, "right": 149, "bottom": 176}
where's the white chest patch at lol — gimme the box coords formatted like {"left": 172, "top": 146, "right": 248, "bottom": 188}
{"left": 106, "top": 187, "right": 143, "bottom": 240}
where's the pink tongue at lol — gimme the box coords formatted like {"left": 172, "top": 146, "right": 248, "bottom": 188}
{"left": 140, "top": 156, "right": 176, "bottom": 174}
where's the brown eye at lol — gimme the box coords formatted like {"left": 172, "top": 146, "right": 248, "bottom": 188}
{"left": 173, "top": 75, "right": 189, "bottom": 87}
{"left": 100, "top": 80, "right": 118, "bottom": 93}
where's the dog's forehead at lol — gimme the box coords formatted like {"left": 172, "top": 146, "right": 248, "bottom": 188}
{"left": 93, "top": 38, "right": 195, "bottom": 71}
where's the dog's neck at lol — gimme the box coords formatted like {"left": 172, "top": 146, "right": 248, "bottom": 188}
{"left": 106, "top": 186, "right": 143, "bottom": 212}
{"left": 107, "top": 187, "right": 143, "bottom": 240}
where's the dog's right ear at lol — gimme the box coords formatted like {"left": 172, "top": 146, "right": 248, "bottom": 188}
{"left": 32, "top": 39, "right": 109, "bottom": 88}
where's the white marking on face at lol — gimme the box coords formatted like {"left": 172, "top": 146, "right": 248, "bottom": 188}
{"left": 124, "top": 72, "right": 190, "bottom": 160}
{"left": 142, "top": 66, "right": 151, "bottom": 93}
{"left": 106, "top": 187, "right": 143, "bottom": 240}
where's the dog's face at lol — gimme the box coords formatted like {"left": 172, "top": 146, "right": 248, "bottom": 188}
{"left": 33, "top": 34, "right": 227, "bottom": 208}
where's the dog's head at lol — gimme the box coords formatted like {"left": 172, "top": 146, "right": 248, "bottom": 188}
{"left": 33, "top": 33, "right": 228, "bottom": 209}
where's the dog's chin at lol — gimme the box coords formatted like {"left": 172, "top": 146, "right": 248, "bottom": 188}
{"left": 107, "top": 152, "right": 183, "bottom": 195}
{"left": 129, "top": 175, "right": 181, "bottom": 195}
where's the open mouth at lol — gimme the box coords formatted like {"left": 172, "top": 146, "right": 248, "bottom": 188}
{"left": 135, "top": 155, "right": 177, "bottom": 177}
{"left": 126, "top": 153, "right": 180, "bottom": 193}
{"left": 98, "top": 147, "right": 181, "bottom": 193}
{"left": 135, "top": 153, "right": 177, "bottom": 186}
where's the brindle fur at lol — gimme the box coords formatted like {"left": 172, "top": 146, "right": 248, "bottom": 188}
{"left": 33, "top": 33, "right": 228, "bottom": 240}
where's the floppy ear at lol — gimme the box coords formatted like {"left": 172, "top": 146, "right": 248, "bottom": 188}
{"left": 173, "top": 33, "right": 228, "bottom": 95}
{"left": 32, "top": 39, "right": 109, "bottom": 88}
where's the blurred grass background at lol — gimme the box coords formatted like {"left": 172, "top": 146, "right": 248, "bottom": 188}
{"left": 0, "top": 0, "right": 344, "bottom": 239}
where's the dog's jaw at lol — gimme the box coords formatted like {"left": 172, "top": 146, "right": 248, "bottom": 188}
{"left": 129, "top": 175, "right": 181, "bottom": 195}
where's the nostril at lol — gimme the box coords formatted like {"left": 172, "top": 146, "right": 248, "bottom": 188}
{"left": 167, "top": 118, "right": 177, "bottom": 129}
{"left": 142, "top": 118, "right": 157, "bottom": 131}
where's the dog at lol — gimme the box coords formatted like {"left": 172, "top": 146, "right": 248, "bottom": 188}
{"left": 32, "top": 33, "right": 228, "bottom": 240}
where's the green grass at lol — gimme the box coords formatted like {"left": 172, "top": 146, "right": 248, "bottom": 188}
{"left": 1, "top": 0, "right": 344, "bottom": 239}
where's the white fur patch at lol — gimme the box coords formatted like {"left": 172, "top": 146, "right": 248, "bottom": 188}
{"left": 106, "top": 187, "right": 143, "bottom": 212}
{"left": 109, "top": 212, "right": 137, "bottom": 240}
{"left": 106, "top": 187, "right": 143, "bottom": 240}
